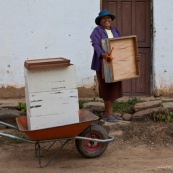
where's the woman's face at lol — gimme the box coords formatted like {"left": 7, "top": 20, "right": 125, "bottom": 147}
{"left": 100, "top": 16, "right": 112, "bottom": 29}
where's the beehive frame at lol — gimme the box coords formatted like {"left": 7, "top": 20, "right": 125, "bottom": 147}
{"left": 101, "top": 35, "right": 140, "bottom": 83}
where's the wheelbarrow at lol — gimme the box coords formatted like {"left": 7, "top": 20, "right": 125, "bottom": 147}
{"left": 0, "top": 109, "right": 114, "bottom": 167}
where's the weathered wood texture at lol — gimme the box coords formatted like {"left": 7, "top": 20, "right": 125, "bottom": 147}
{"left": 24, "top": 57, "right": 70, "bottom": 70}
{"left": 101, "top": 35, "right": 140, "bottom": 83}
{"left": 24, "top": 58, "right": 79, "bottom": 130}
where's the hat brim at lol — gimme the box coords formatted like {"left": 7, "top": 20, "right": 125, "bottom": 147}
{"left": 95, "top": 14, "right": 115, "bottom": 25}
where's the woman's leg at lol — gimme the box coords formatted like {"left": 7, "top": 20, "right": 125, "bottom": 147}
{"left": 103, "top": 100, "right": 123, "bottom": 120}
{"left": 103, "top": 101, "right": 114, "bottom": 118}
{"left": 96, "top": 72, "right": 123, "bottom": 121}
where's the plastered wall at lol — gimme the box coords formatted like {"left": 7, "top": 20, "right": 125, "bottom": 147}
{"left": 2, "top": 0, "right": 173, "bottom": 98}
{"left": 0, "top": 0, "right": 100, "bottom": 98}
{"left": 153, "top": 0, "right": 173, "bottom": 95}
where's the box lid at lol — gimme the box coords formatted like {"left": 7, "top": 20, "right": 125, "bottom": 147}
{"left": 24, "top": 58, "right": 70, "bottom": 70}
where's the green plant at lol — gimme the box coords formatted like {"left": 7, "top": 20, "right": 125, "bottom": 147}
{"left": 79, "top": 100, "right": 86, "bottom": 109}
{"left": 17, "top": 102, "right": 26, "bottom": 112}
{"left": 153, "top": 109, "right": 173, "bottom": 122}
{"left": 113, "top": 97, "right": 139, "bottom": 113}
{"left": 167, "top": 112, "right": 173, "bottom": 121}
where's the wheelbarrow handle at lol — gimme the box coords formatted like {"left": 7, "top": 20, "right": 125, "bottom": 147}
{"left": 0, "top": 121, "right": 18, "bottom": 130}
{"left": 75, "top": 136, "right": 114, "bottom": 143}
{"left": 0, "top": 132, "right": 35, "bottom": 144}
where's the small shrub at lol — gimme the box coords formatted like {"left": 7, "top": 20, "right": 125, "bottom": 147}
{"left": 153, "top": 109, "right": 173, "bottom": 122}
{"left": 17, "top": 102, "right": 26, "bottom": 112}
{"left": 113, "top": 97, "right": 139, "bottom": 113}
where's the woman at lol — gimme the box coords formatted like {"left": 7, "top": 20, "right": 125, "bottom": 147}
{"left": 90, "top": 10, "right": 123, "bottom": 122}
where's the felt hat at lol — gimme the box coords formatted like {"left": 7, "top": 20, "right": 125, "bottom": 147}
{"left": 95, "top": 10, "right": 115, "bottom": 25}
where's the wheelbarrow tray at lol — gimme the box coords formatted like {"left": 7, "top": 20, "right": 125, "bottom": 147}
{"left": 16, "top": 109, "right": 99, "bottom": 141}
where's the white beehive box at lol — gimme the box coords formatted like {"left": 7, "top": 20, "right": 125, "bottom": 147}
{"left": 24, "top": 58, "right": 79, "bottom": 130}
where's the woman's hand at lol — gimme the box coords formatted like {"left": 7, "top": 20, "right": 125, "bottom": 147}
{"left": 101, "top": 53, "right": 108, "bottom": 59}
{"left": 101, "top": 53, "right": 112, "bottom": 62}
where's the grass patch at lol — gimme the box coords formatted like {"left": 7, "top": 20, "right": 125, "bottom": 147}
{"left": 153, "top": 109, "right": 173, "bottom": 122}
{"left": 17, "top": 102, "right": 26, "bottom": 112}
{"left": 79, "top": 97, "right": 140, "bottom": 114}
{"left": 113, "top": 97, "right": 140, "bottom": 113}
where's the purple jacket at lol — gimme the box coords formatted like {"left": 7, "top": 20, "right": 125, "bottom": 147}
{"left": 90, "top": 25, "right": 121, "bottom": 72}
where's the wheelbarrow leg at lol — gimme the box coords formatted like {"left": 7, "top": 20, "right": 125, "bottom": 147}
{"left": 35, "top": 139, "right": 71, "bottom": 168}
{"left": 35, "top": 140, "right": 58, "bottom": 158}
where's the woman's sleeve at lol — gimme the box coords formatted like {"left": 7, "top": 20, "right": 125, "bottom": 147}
{"left": 90, "top": 28, "right": 104, "bottom": 58}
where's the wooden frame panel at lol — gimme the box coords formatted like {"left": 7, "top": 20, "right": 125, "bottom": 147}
{"left": 101, "top": 35, "right": 140, "bottom": 83}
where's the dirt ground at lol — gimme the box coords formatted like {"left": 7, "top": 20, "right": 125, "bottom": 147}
{"left": 1, "top": 120, "right": 173, "bottom": 173}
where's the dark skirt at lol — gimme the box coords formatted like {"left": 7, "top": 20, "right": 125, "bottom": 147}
{"left": 96, "top": 72, "right": 123, "bottom": 101}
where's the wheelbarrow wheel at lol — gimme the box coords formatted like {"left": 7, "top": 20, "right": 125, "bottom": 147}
{"left": 75, "top": 124, "right": 109, "bottom": 158}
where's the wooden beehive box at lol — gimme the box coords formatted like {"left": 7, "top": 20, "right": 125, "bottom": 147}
{"left": 24, "top": 58, "right": 79, "bottom": 130}
{"left": 101, "top": 35, "right": 140, "bottom": 83}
